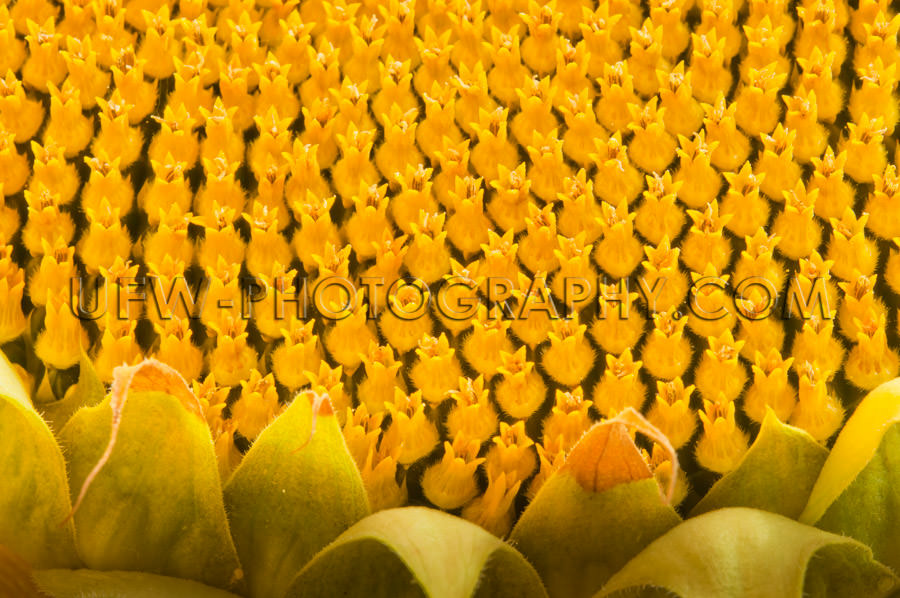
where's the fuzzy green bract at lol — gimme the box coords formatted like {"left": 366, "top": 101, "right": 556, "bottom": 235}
{"left": 511, "top": 477, "right": 680, "bottom": 598}
{"left": 38, "top": 350, "right": 105, "bottom": 431}
{"left": 285, "top": 507, "right": 547, "bottom": 598}
{"left": 510, "top": 421, "right": 681, "bottom": 598}
{"left": 801, "top": 378, "right": 900, "bottom": 572}
{"left": 58, "top": 391, "right": 243, "bottom": 591}
{"left": 597, "top": 508, "right": 897, "bottom": 598}
{"left": 0, "top": 350, "right": 78, "bottom": 569}
{"left": 223, "top": 394, "right": 370, "bottom": 598}
{"left": 691, "top": 409, "right": 828, "bottom": 519}
{"left": 34, "top": 569, "right": 245, "bottom": 598}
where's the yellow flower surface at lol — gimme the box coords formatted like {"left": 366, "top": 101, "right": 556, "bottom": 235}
{"left": 2, "top": 0, "right": 900, "bottom": 558}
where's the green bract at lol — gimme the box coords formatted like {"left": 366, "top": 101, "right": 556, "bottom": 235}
{"left": 224, "top": 393, "right": 370, "bottom": 598}
{"left": 3, "top": 358, "right": 900, "bottom": 597}
{"left": 38, "top": 350, "right": 105, "bottom": 431}
{"left": 801, "top": 378, "right": 900, "bottom": 572}
{"left": 597, "top": 508, "right": 897, "bottom": 598}
{"left": 0, "top": 350, "right": 78, "bottom": 569}
{"left": 33, "top": 569, "right": 245, "bottom": 598}
{"left": 510, "top": 422, "right": 681, "bottom": 598}
{"left": 59, "top": 390, "right": 243, "bottom": 590}
{"left": 286, "top": 507, "right": 547, "bottom": 598}
{"left": 691, "top": 409, "right": 829, "bottom": 519}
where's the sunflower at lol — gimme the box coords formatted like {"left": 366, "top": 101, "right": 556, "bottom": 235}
{"left": 2, "top": 0, "right": 900, "bottom": 596}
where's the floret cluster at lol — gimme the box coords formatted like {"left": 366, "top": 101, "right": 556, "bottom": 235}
{"left": 2, "top": 0, "right": 900, "bottom": 531}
